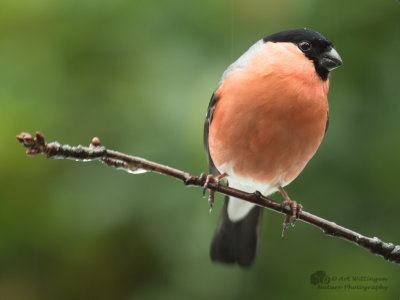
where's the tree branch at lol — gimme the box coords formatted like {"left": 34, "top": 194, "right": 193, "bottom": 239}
{"left": 16, "top": 131, "right": 400, "bottom": 266}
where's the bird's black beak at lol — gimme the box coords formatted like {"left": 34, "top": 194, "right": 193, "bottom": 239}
{"left": 319, "top": 47, "right": 342, "bottom": 71}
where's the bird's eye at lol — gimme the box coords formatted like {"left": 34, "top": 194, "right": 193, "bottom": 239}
{"left": 299, "top": 41, "right": 312, "bottom": 51}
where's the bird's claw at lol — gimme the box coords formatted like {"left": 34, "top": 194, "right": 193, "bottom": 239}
{"left": 279, "top": 187, "right": 303, "bottom": 237}
{"left": 281, "top": 214, "right": 291, "bottom": 237}
{"left": 200, "top": 173, "right": 227, "bottom": 213}
{"left": 199, "top": 173, "right": 207, "bottom": 197}
{"left": 281, "top": 200, "right": 303, "bottom": 236}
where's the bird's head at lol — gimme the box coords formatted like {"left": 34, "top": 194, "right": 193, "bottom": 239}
{"left": 264, "top": 29, "right": 342, "bottom": 81}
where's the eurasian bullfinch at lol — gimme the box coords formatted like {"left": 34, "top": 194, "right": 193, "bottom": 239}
{"left": 204, "top": 29, "right": 342, "bottom": 267}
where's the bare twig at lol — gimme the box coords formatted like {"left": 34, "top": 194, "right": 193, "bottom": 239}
{"left": 16, "top": 131, "right": 400, "bottom": 266}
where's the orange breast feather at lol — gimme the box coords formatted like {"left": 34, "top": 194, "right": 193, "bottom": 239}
{"left": 208, "top": 42, "right": 329, "bottom": 185}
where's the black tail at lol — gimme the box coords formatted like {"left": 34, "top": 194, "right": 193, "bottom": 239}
{"left": 210, "top": 196, "right": 263, "bottom": 268}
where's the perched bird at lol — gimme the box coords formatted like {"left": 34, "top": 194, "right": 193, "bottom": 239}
{"left": 204, "top": 29, "right": 342, "bottom": 268}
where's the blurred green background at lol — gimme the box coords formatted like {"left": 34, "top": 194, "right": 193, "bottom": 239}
{"left": 0, "top": 0, "right": 399, "bottom": 299}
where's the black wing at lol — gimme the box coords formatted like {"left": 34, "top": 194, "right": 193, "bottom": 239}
{"left": 325, "top": 110, "right": 329, "bottom": 134}
{"left": 203, "top": 92, "right": 220, "bottom": 176}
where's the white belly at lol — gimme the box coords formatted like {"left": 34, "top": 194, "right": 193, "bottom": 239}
{"left": 221, "top": 163, "right": 284, "bottom": 222}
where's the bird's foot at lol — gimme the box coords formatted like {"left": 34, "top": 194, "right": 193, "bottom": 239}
{"left": 200, "top": 173, "right": 227, "bottom": 213}
{"left": 279, "top": 186, "right": 303, "bottom": 237}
